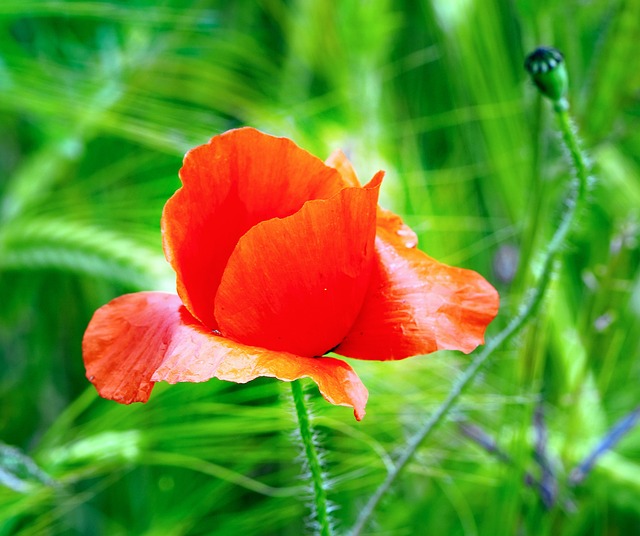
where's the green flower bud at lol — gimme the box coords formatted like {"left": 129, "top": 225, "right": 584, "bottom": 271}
{"left": 525, "top": 47, "right": 568, "bottom": 107}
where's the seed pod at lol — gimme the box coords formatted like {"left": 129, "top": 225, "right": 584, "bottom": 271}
{"left": 524, "top": 47, "right": 568, "bottom": 104}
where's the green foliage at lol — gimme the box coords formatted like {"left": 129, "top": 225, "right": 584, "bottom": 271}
{"left": 1, "top": 0, "right": 640, "bottom": 534}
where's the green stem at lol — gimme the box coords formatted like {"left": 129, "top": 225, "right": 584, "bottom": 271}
{"left": 291, "top": 380, "right": 332, "bottom": 536}
{"left": 351, "top": 104, "right": 590, "bottom": 536}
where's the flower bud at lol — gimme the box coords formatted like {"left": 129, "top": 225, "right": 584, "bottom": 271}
{"left": 524, "top": 47, "right": 568, "bottom": 105}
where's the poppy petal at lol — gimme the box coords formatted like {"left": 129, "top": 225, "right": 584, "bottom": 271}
{"left": 334, "top": 212, "right": 499, "bottom": 360}
{"left": 214, "top": 173, "right": 384, "bottom": 358}
{"left": 326, "top": 152, "right": 415, "bottom": 247}
{"left": 83, "top": 292, "right": 193, "bottom": 403}
{"left": 325, "top": 149, "right": 361, "bottom": 188}
{"left": 376, "top": 206, "right": 419, "bottom": 249}
{"left": 153, "top": 320, "right": 369, "bottom": 421}
{"left": 162, "top": 128, "right": 345, "bottom": 330}
{"left": 82, "top": 292, "right": 368, "bottom": 419}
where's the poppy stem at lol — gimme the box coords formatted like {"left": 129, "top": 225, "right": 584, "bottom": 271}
{"left": 351, "top": 62, "right": 591, "bottom": 536}
{"left": 290, "top": 379, "right": 333, "bottom": 536}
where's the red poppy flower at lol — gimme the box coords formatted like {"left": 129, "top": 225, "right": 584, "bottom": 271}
{"left": 83, "top": 128, "right": 499, "bottom": 420}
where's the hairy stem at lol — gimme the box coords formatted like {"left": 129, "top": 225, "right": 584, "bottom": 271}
{"left": 291, "top": 380, "right": 332, "bottom": 536}
{"left": 351, "top": 103, "right": 590, "bottom": 536}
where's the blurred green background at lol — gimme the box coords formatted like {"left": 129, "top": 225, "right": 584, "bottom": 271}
{"left": 1, "top": 0, "right": 640, "bottom": 534}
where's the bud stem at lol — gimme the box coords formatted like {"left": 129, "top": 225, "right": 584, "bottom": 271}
{"left": 351, "top": 51, "right": 591, "bottom": 536}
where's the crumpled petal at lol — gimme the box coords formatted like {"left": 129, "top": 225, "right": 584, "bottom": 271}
{"left": 334, "top": 215, "right": 500, "bottom": 359}
{"left": 162, "top": 128, "right": 345, "bottom": 330}
{"left": 83, "top": 291, "right": 367, "bottom": 419}
{"left": 215, "top": 173, "right": 384, "bottom": 357}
